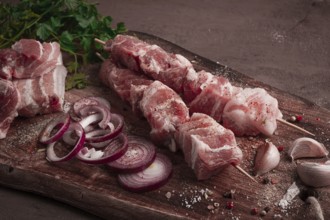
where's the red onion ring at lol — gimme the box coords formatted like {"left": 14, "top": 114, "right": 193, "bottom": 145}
{"left": 85, "top": 113, "right": 124, "bottom": 143}
{"left": 76, "top": 133, "right": 128, "bottom": 164}
{"left": 78, "top": 113, "right": 103, "bottom": 129}
{"left": 73, "top": 97, "right": 111, "bottom": 116}
{"left": 46, "top": 122, "right": 85, "bottom": 162}
{"left": 107, "top": 136, "right": 156, "bottom": 173}
{"left": 79, "top": 105, "right": 111, "bottom": 129}
{"left": 39, "top": 114, "right": 71, "bottom": 144}
{"left": 117, "top": 153, "right": 172, "bottom": 192}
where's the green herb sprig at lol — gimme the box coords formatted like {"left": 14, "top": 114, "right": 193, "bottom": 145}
{"left": 0, "top": 0, "right": 126, "bottom": 90}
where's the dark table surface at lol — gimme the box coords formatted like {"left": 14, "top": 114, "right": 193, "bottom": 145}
{"left": 1, "top": 0, "right": 329, "bottom": 219}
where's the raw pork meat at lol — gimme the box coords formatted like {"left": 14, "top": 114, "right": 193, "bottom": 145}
{"left": 13, "top": 65, "right": 67, "bottom": 117}
{"left": 99, "top": 59, "right": 152, "bottom": 114}
{"left": 0, "top": 39, "right": 62, "bottom": 79}
{"left": 175, "top": 113, "right": 243, "bottom": 180}
{"left": 140, "top": 81, "right": 190, "bottom": 151}
{"left": 222, "top": 88, "right": 283, "bottom": 136}
{"left": 0, "top": 39, "right": 67, "bottom": 139}
{"left": 0, "top": 79, "right": 20, "bottom": 138}
{"left": 104, "top": 35, "right": 195, "bottom": 94}
{"left": 99, "top": 59, "right": 244, "bottom": 180}
{"left": 185, "top": 70, "right": 238, "bottom": 121}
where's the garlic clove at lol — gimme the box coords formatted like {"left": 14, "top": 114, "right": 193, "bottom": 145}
{"left": 254, "top": 142, "right": 280, "bottom": 176}
{"left": 297, "top": 161, "right": 330, "bottom": 187}
{"left": 288, "top": 137, "right": 328, "bottom": 160}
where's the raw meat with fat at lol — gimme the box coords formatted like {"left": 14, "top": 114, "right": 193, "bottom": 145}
{"left": 99, "top": 59, "right": 243, "bottom": 180}
{"left": 222, "top": 88, "right": 283, "bottom": 136}
{"left": 185, "top": 70, "right": 238, "bottom": 121}
{"left": 0, "top": 39, "right": 62, "bottom": 79}
{"left": 99, "top": 59, "right": 152, "bottom": 114}
{"left": 0, "top": 39, "right": 67, "bottom": 139}
{"left": 13, "top": 65, "right": 67, "bottom": 117}
{"left": 104, "top": 35, "right": 196, "bottom": 94}
{"left": 175, "top": 113, "right": 243, "bottom": 180}
{"left": 139, "top": 81, "right": 190, "bottom": 151}
{"left": 0, "top": 79, "right": 20, "bottom": 139}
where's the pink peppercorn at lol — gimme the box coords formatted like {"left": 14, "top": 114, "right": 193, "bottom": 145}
{"left": 295, "top": 115, "right": 303, "bottom": 122}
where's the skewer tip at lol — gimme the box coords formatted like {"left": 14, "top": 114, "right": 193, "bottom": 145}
{"left": 277, "top": 118, "right": 315, "bottom": 136}
{"left": 94, "top": 38, "right": 106, "bottom": 45}
{"left": 233, "top": 164, "right": 258, "bottom": 183}
{"left": 95, "top": 52, "right": 105, "bottom": 61}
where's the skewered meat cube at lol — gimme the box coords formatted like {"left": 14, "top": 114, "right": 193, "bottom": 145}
{"left": 222, "top": 88, "right": 283, "bottom": 136}
{"left": 104, "top": 35, "right": 195, "bottom": 94}
{"left": 175, "top": 112, "right": 243, "bottom": 180}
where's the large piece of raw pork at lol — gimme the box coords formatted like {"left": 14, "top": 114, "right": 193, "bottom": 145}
{"left": 0, "top": 39, "right": 67, "bottom": 139}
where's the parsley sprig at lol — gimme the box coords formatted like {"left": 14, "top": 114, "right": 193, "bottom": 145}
{"left": 0, "top": 0, "right": 126, "bottom": 90}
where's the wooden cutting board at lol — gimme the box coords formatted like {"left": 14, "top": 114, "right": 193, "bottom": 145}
{"left": 1, "top": 31, "right": 329, "bottom": 220}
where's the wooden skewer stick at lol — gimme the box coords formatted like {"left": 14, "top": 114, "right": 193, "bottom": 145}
{"left": 233, "top": 165, "right": 258, "bottom": 183}
{"left": 95, "top": 52, "right": 105, "bottom": 61}
{"left": 95, "top": 38, "right": 105, "bottom": 45}
{"left": 277, "top": 118, "right": 315, "bottom": 136}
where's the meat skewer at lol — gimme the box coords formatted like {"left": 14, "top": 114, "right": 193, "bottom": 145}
{"left": 95, "top": 37, "right": 314, "bottom": 137}
{"left": 98, "top": 55, "right": 257, "bottom": 182}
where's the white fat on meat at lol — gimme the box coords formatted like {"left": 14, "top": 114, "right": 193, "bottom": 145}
{"left": 175, "top": 113, "right": 243, "bottom": 180}
{"left": 187, "top": 75, "right": 235, "bottom": 121}
{"left": 190, "top": 135, "right": 236, "bottom": 169}
{"left": 13, "top": 65, "right": 67, "bottom": 117}
{"left": 0, "top": 79, "right": 20, "bottom": 139}
{"left": 140, "top": 81, "right": 189, "bottom": 151}
{"left": 2, "top": 39, "right": 63, "bottom": 79}
{"left": 222, "top": 88, "right": 283, "bottom": 136}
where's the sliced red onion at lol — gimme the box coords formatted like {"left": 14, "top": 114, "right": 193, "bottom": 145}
{"left": 76, "top": 134, "right": 128, "bottom": 164}
{"left": 108, "top": 136, "right": 156, "bottom": 173}
{"left": 46, "top": 123, "right": 85, "bottom": 162}
{"left": 85, "top": 113, "right": 124, "bottom": 143}
{"left": 117, "top": 153, "right": 172, "bottom": 192}
{"left": 73, "top": 97, "right": 110, "bottom": 115}
{"left": 78, "top": 113, "right": 103, "bottom": 128}
{"left": 79, "top": 105, "right": 111, "bottom": 129}
{"left": 39, "top": 114, "right": 71, "bottom": 144}
{"left": 71, "top": 97, "right": 111, "bottom": 121}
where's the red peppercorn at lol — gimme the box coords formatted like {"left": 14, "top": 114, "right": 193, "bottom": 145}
{"left": 226, "top": 201, "right": 234, "bottom": 210}
{"left": 295, "top": 115, "right": 303, "bottom": 122}
{"left": 277, "top": 146, "right": 284, "bottom": 152}
{"left": 250, "top": 208, "right": 258, "bottom": 215}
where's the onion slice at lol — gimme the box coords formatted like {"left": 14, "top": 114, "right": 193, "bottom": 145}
{"left": 76, "top": 134, "right": 128, "bottom": 164}
{"left": 72, "top": 96, "right": 111, "bottom": 116}
{"left": 46, "top": 122, "right": 85, "bottom": 162}
{"left": 108, "top": 136, "right": 156, "bottom": 173}
{"left": 39, "top": 114, "right": 71, "bottom": 144}
{"left": 79, "top": 105, "right": 111, "bottom": 129}
{"left": 85, "top": 113, "right": 124, "bottom": 143}
{"left": 117, "top": 153, "right": 172, "bottom": 192}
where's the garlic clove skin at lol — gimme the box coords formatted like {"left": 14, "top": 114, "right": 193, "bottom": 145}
{"left": 288, "top": 137, "right": 328, "bottom": 161}
{"left": 254, "top": 142, "right": 280, "bottom": 176}
{"left": 297, "top": 161, "right": 330, "bottom": 187}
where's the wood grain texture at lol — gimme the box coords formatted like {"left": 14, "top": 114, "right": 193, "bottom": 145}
{"left": 0, "top": 32, "right": 329, "bottom": 220}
